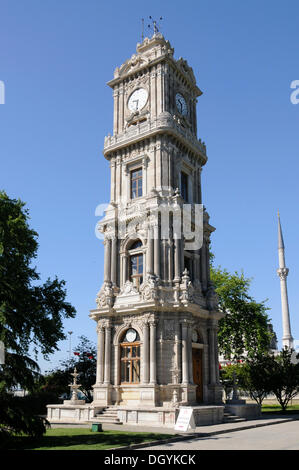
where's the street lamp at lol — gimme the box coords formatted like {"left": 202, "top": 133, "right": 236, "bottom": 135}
{"left": 68, "top": 331, "right": 73, "bottom": 361}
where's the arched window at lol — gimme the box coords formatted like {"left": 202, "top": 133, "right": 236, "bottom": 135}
{"left": 120, "top": 329, "right": 140, "bottom": 384}
{"left": 128, "top": 239, "right": 143, "bottom": 287}
{"left": 130, "top": 239, "right": 143, "bottom": 250}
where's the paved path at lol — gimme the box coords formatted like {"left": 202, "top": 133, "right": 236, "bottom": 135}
{"left": 140, "top": 420, "right": 299, "bottom": 450}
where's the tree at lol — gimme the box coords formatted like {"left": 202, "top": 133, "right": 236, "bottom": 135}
{"left": 237, "top": 353, "right": 274, "bottom": 405}
{"left": 210, "top": 265, "right": 273, "bottom": 360}
{"left": 266, "top": 348, "right": 299, "bottom": 411}
{"left": 43, "top": 336, "right": 96, "bottom": 403}
{"left": 0, "top": 191, "right": 76, "bottom": 438}
{"left": 219, "top": 362, "right": 243, "bottom": 400}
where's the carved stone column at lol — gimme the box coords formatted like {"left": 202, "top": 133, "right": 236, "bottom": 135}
{"left": 214, "top": 325, "right": 220, "bottom": 384}
{"left": 154, "top": 224, "right": 160, "bottom": 279}
{"left": 104, "top": 238, "right": 112, "bottom": 283}
{"left": 174, "top": 236, "right": 181, "bottom": 281}
{"left": 122, "top": 253, "right": 128, "bottom": 285}
{"left": 181, "top": 321, "right": 189, "bottom": 384}
{"left": 208, "top": 324, "right": 216, "bottom": 385}
{"left": 111, "top": 237, "right": 117, "bottom": 285}
{"left": 149, "top": 320, "right": 157, "bottom": 384}
{"left": 168, "top": 239, "right": 174, "bottom": 283}
{"left": 96, "top": 323, "right": 105, "bottom": 384}
{"left": 104, "top": 322, "right": 111, "bottom": 384}
{"left": 201, "top": 237, "right": 207, "bottom": 291}
{"left": 147, "top": 227, "right": 154, "bottom": 275}
{"left": 162, "top": 239, "right": 168, "bottom": 281}
{"left": 110, "top": 160, "right": 116, "bottom": 203}
{"left": 143, "top": 321, "right": 150, "bottom": 384}
{"left": 188, "top": 322, "right": 194, "bottom": 384}
{"left": 114, "top": 343, "right": 120, "bottom": 388}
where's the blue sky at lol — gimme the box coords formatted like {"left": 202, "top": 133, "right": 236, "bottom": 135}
{"left": 0, "top": 0, "right": 298, "bottom": 372}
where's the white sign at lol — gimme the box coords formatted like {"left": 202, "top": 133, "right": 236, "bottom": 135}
{"left": 174, "top": 407, "right": 196, "bottom": 432}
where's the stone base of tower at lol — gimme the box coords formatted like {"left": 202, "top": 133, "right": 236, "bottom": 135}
{"left": 92, "top": 383, "right": 223, "bottom": 408}
{"left": 92, "top": 384, "right": 114, "bottom": 406}
{"left": 47, "top": 403, "right": 225, "bottom": 427}
{"left": 113, "top": 404, "right": 224, "bottom": 427}
{"left": 92, "top": 383, "right": 160, "bottom": 407}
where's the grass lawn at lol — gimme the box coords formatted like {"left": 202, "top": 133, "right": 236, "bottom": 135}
{"left": 262, "top": 404, "right": 299, "bottom": 415}
{"left": 2, "top": 427, "right": 172, "bottom": 450}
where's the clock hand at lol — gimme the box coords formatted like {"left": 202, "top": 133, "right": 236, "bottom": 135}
{"left": 133, "top": 99, "right": 139, "bottom": 111}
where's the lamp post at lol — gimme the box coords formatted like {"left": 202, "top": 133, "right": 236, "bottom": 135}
{"left": 68, "top": 331, "right": 73, "bottom": 361}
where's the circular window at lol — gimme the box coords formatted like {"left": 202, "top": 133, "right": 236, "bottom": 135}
{"left": 125, "top": 328, "right": 137, "bottom": 343}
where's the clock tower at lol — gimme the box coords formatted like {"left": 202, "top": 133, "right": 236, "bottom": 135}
{"left": 90, "top": 32, "right": 224, "bottom": 425}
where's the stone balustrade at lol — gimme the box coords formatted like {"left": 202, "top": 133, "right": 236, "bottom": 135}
{"left": 103, "top": 114, "right": 207, "bottom": 158}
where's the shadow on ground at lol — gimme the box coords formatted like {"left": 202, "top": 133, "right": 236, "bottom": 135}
{"left": 2, "top": 430, "right": 172, "bottom": 450}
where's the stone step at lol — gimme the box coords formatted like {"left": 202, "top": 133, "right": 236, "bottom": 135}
{"left": 98, "top": 413, "right": 119, "bottom": 418}
{"left": 223, "top": 413, "right": 246, "bottom": 423}
{"left": 95, "top": 410, "right": 118, "bottom": 417}
{"left": 95, "top": 417, "right": 122, "bottom": 424}
{"left": 94, "top": 407, "right": 122, "bottom": 424}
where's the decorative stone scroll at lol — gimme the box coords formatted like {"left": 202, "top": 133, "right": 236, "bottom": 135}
{"left": 96, "top": 281, "right": 114, "bottom": 309}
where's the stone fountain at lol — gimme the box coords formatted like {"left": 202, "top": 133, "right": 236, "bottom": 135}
{"left": 64, "top": 367, "right": 86, "bottom": 405}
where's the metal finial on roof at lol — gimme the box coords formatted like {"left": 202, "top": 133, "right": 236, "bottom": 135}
{"left": 141, "top": 18, "right": 144, "bottom": 42}
{"left": 147, "top": 16, "right": 163, "bottom": 36}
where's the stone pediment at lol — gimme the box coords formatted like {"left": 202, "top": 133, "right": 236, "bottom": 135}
{"left": 111, "top": 34, "right": 174, "bottom": 83}
{"left": 115, "top": 54, "right": 150, "bottom": 79}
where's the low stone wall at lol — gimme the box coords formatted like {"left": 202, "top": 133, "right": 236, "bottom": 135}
{"left": 117, "top": 405, "right": 224, "bottom": 427}
{"left": 47, "top": 404, "right": 94, "bottom": 423}
{"left": 192, "top": 405, "right": 224, "bottom": 425}
{"left": 225, "top": 403, "right": 261, "bottom": 419}
{"left": 117, "top": 408, "right": 178, "bottom": 427}
{"left": 47, "top": 403, "right": 225, "bottom": 427}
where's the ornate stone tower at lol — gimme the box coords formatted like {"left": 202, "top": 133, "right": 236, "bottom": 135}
{"left": 90, "top": 33, "right": 223, "bottom": 422}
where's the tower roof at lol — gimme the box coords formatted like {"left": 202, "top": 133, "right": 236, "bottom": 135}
{"left": 278, "top": 211, "right": 285, "bottom": 250}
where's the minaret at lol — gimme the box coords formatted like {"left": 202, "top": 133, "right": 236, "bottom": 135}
{"left": 277, "top": 212, "right": 294, "bottom": 349}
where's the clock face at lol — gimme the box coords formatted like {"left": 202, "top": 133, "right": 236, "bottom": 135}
{"left": 128, "top": 88, "right": 148, "bottom": 112}
{"left": 125, "top": 328, "right": 137, "bottom": 343}
{"left": 175, "top": 93, "right": 188, "bottom": 116}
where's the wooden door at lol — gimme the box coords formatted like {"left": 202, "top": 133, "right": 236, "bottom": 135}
{"left": 192, "top": 348, "right": 203, "bottom": 402}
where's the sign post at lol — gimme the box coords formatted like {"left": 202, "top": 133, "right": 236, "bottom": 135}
{"left": 174, "top": 407, "right": 196, "bottom": 432}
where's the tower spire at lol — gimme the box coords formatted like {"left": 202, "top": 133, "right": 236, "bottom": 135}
{"left": 277, "top": 212, "right": 293, "bottom": 349}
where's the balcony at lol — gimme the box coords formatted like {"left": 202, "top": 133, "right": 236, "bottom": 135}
{"left": 103, "top": 113, "right": 207, "bottom": 162}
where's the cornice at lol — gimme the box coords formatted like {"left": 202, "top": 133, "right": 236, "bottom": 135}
{"left": 103, "top": 114, "right": 207, "bottom": 165}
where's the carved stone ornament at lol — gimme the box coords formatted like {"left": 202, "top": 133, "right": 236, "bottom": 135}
{"left": 96, "top": 281, "right": 114, "bottom": 308}
{"left": 206, "top": 282, "right": 219, "bottom": 310}
{"left": 277, "top": 267, "right": 289, "bottom": 280}
{"left": 140, "top": 273, "right": 158, "bottom": 302}
{"left": 179, "top": 269, "right": 194, "bottom": 303}
{"left": 119, "top": 280, "right": 139, "bottom": 296}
